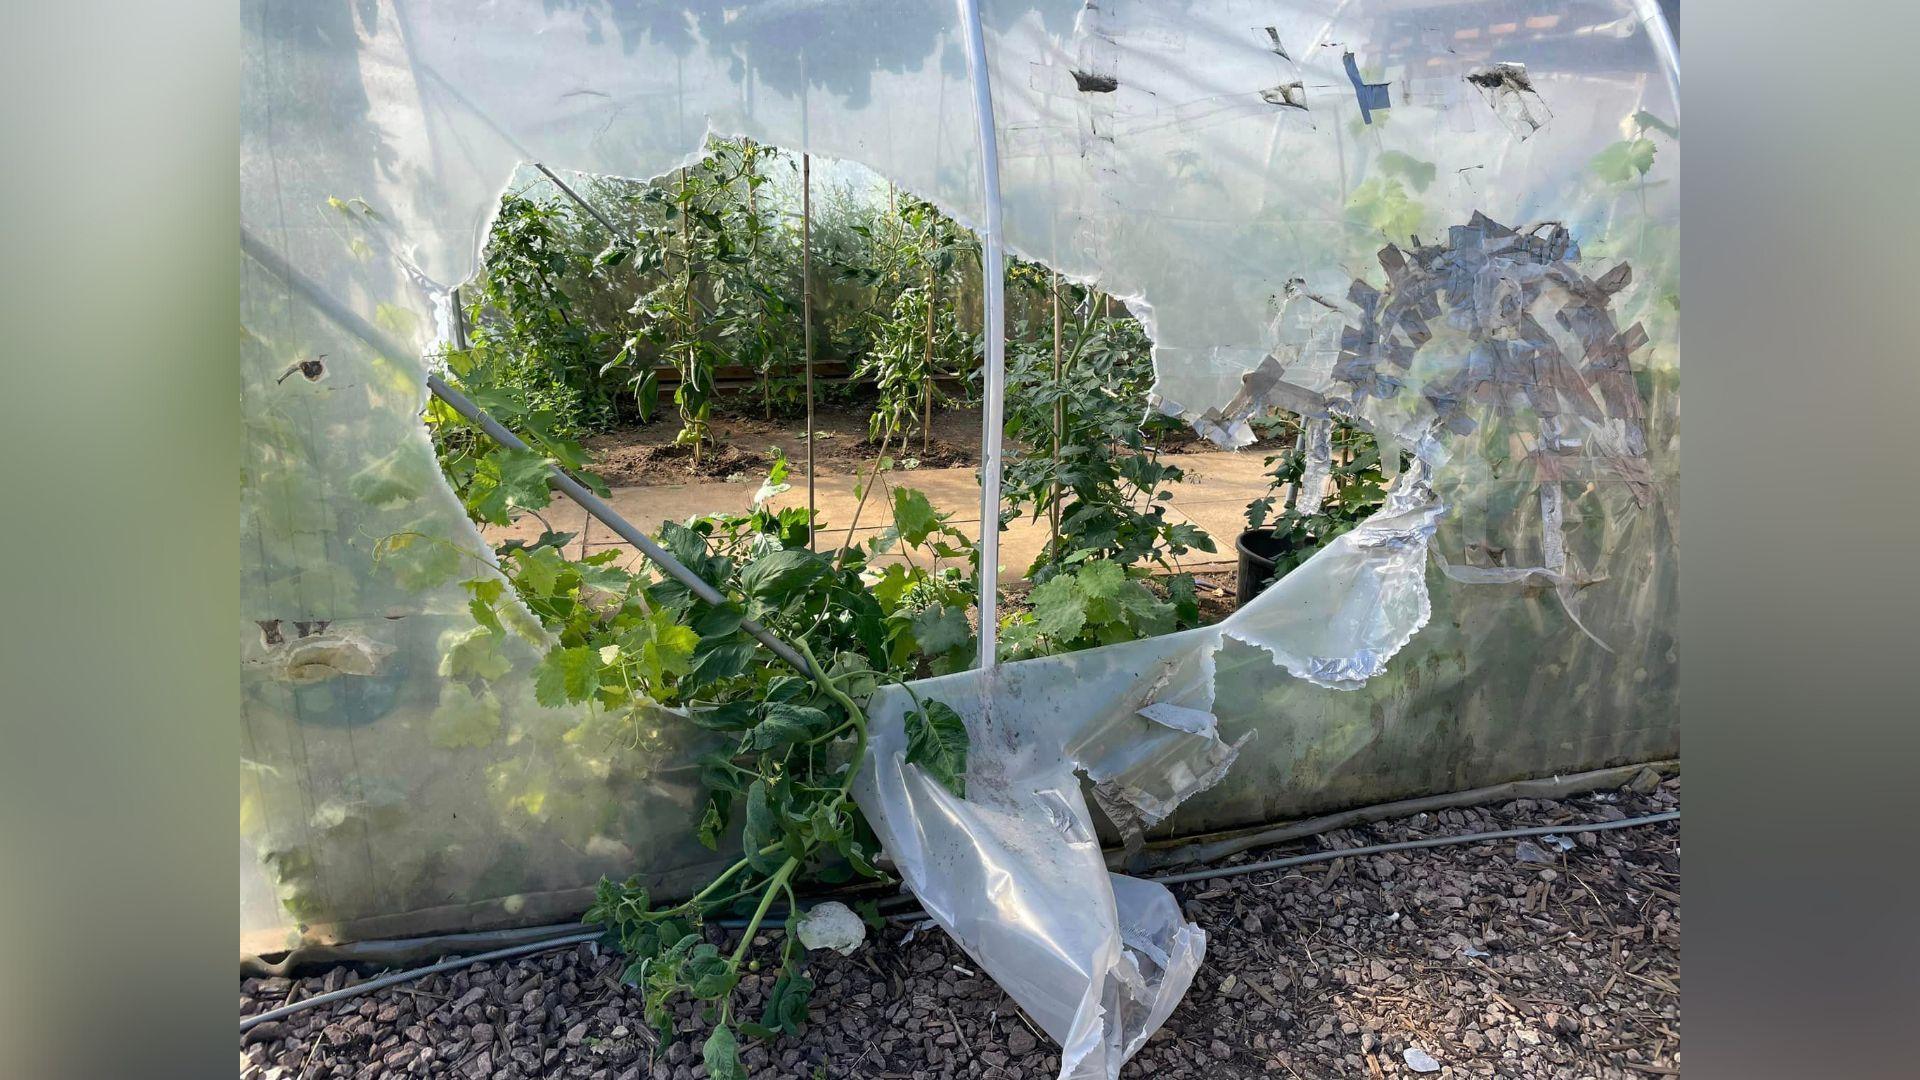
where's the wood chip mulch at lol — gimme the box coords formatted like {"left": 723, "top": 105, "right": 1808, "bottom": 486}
{"left": 241, "top": 774, "right": 1680, "bottom": 1079}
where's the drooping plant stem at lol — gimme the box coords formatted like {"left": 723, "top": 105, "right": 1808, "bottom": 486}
{"left": 728, "top": 856, "right": 799, "bottom": 972}
{"left": 794, "top": 636, "right": 870, "bottom": 796}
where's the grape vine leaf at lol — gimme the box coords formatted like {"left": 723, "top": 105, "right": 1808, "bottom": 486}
{"left": 1076, "top": 561, "right": 1127, "bottom": 600}
{"left": 1029, "top": 575, "right": 1088, "bottom": 640}
{"left": 909, "top": 603, "right": 972, "bottom": 657}
{"left": 533, "top": 645, "right": 599, "bottom": 706}
{"left": 889, "top": 487, "right": 943, "bottom": 546}
{"left": 619, "top": 607, "right": 701, "bottom": 687}
{"left": 430, "top": 683, "right": 502, "bottom": 749}
{"left": 439, "top": 625, "right": 511, "bottom": 682}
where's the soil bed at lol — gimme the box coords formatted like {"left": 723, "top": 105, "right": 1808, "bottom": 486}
{"left": 583, "top": 403, "right": 1275, "bottom": 486}
{"left": 241, "top": 776, "right": 1680, "bottom": 1079}
{"left": 585, "top": 404, "right": 983, "bottom": 485}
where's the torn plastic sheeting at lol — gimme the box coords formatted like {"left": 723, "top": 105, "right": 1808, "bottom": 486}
{"left": 852, "top": 464, "right": 1447, "bottom": 1076}
{"left": 240, "top": 0, "right": 1678, "bottom": 1005}
{"left": 1291, "top": 416, "right": 1335, "bottom": 516}
{"left": 1223, "top": 459, "right": 1446, "bottom": 691}
{"left": 1466, "top": 62, "right": 1551, "bottom": 139}
{"left": 253, "top": 630, "right": 395, "bottom": 684}
{"left": 853, "top": 627, "right": 1232, "bottom": 1080}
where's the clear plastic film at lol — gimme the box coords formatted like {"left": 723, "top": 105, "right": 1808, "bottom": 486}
{"left": 852, "top": 453, "right": 1443, "bottom": 1076}
{"left": 242, "top": 1, "right": 1678, "bottom": 1074}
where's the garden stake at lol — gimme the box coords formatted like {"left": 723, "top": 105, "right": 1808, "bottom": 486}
{"left": 834, "top": 425, "right": 894, "bottom": 569}
{"left": 802, "top": 151, "right": 816, "bottom": 550}
{"left": 681, "top": 184, "right": 701, "bottom": 467}
{"left": 451, "top": 286, "right": 468, "bottom": 350}
{"left": 1050, "top": 269, "right": 1063, "bottom": 558}
{"left": 921, "top": 261, "right": 936, "bottom": 456}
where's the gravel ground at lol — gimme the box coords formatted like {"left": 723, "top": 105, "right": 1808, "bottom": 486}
{"left": 241, "top": 773, "right": 1680, "bottom": 1079}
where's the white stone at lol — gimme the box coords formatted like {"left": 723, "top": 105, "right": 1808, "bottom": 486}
{"left": 794, "top": 901, "right": 867, "bottom": 956}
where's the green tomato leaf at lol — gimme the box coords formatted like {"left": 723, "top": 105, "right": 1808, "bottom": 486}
{"left": 684, "top": 943, "right": 738, "bottom": 1001}
{"left": 695, "top": 793, "right": 732, "bottom": 851}
{"left": 758, "top": 965, "right": 814, "bottom": 1037}
{"left": 904, "top": 698, "right": 969, "bottom": 798}
{"left": 686, "top": 640, "right": 758, "bottom": 690}
{"left": 750, "top": 703, "right": 831, "bottom": 751}
{"left": 738, "top": 547, "right": 830, "bottom": 609}
{"left": 702, "top": 1025, "right": 744, "bottom": 1080}
{"left": 1590, "top": 138, "right": 1657, "bottom": 184}
{"left": 742, "top": 780, "right": 782, "bottom": 872}
{"left": 1374, "top": 149, "right": 1436, "bottom": 192}
{"left": 685, "top": 700, "right": 756, "bottom": 732}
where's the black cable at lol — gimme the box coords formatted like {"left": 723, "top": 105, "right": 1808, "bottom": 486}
{"left": 1149, "top": 809, "right": 1679, "bottom": 886}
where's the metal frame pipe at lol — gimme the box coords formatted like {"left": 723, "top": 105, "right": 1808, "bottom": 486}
{"left": 957, "top": 0, "right": 1007, "bottom": 671}
{"left": 239, "top": 227, "right": 814, "bottom": 679}
{"left": 532, "top": 162, "right": 621, "bottom": 237}
{"left": 424, "top": 375, "right": 811, "bottom": 675}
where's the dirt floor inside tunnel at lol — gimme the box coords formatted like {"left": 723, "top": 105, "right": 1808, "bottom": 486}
{"left": 578, "top": 402, "right": 1276, "bottom": 487}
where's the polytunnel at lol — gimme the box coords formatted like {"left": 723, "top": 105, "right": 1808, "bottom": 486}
{"left": 241, "top": 2, "right": 1679, "bottom": 1076}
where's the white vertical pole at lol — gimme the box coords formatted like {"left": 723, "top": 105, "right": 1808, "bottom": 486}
{"left": 957, "top": 0, "right": 1006, "bottom": 671}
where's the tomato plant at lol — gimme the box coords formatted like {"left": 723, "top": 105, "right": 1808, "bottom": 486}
{"left": 1001, "top": 281, "right": 1214, "bottom": 581}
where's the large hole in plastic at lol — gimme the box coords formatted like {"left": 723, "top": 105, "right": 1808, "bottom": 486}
{"left": 427, "top": 139, "right": 1263, "bottom": 668}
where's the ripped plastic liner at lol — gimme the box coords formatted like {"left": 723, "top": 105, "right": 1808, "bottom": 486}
{"left": 855, "top": 461, "right": 1443, "bottom": 1077}
{"left": 250, "top": 630, "right": 396, "bottom": 684}
{"left": 1292, "top": 416, "right": 1336, "bottom": 516}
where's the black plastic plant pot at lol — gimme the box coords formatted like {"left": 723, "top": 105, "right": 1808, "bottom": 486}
{"left": 1235, "top": 528, "right": 1314, "bottom": 608}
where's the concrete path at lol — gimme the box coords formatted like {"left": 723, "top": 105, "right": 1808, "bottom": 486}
{"left": 484, "top": 451, "right": 1278, "bottom": 582}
